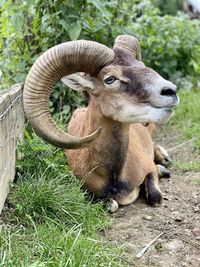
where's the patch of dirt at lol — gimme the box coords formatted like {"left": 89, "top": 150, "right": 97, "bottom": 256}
{"left": 102, "top": 131, "right": 200, "bottom": 267}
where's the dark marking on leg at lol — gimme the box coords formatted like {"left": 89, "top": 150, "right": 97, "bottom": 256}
{"left": 101, "top": 180, "right": 133, "bottom": 199}
{"left": 146, "top": 172, "right": 163, "bottom": 206}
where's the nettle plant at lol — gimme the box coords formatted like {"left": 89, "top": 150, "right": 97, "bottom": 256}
{"left": 131, "top": 11, "right": 200, "bottom": 89}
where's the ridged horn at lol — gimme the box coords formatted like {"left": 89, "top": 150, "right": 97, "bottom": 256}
{"left": 23, "top": 40, "right": 114, "bottom": 149}
{"left": 113, "top": 35, "right": 141, "bottom": 60}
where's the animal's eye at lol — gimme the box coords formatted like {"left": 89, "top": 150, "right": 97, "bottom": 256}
{"left": 104, "top": 76, "right": 116, "bottom": 85}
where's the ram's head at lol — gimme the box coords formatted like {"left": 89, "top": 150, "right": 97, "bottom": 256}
{"left": 23, "top": 35, "right": 179, "bottom": 149}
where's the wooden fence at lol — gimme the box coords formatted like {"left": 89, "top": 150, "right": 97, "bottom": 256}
{"left": 0, "top": 84, "right": 24, "bottom": 213}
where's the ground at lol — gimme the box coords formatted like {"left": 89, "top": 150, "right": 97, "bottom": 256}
{"left": 102, "top": 130, "right": 200, "bottom": 267}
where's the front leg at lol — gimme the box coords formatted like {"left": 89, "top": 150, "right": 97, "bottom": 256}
{"left": 154, "top": 144, "right": 171, "bottom": 166}
{"left": 144, "top": 172, "right": 163, "bottom": 207}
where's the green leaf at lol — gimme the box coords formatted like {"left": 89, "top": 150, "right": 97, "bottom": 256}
{"left": 27, "top": 0, "right": 35, "bottom": 6}
{"left": 59, "top": 19, "right": 69, "bottom": 32}
{"left": 12, "top": 11, "right": 24, "bottom": 32}
{"left": 0, "top": 0, "right": 6, "bottom": 7}
{"left": 68, "top": 21, "right": 82, "bottom": 41}
{"left": 63, "top": 105, "right": 70, "bottom": 114}
{"left": 90, "top": 0, "right": 111, "bottom": 18}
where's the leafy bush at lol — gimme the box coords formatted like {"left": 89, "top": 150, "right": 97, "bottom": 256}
{"left": 129, "top": 10, "right": 200, "bottom": 87}
{"left": 0, "top": 0, "right": 200, "bottom": 114}
{"left": 152, "top": 0, "right": 183, "bottom": 15}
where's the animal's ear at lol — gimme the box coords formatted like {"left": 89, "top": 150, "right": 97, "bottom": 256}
{"left": 61, "top": 73, "right": 95, "bottom": 91}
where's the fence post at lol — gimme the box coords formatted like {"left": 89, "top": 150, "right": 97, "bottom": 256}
{"left": 0, "top": 84, "right": 24, "bottom": 213}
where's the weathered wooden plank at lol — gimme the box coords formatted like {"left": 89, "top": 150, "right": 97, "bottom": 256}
{"left": 0, "top": 84, "right": 24, "bottom": 213}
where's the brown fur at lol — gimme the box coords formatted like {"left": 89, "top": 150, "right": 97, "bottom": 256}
{"left": 63, "top": 48, "right": 177, "bottom": 207}
{"left": 66, "top": 98, "right": 162, "bottom": 206}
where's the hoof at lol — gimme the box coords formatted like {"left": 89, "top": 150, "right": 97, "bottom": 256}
{"left": 157, "top": 164, "right": 171, "bottom": 178}
{"left": 147, "top": 190, "right": 163, "bottom": 207}
{"left": 145, "top": 173, "right": 163, "bottom": 207}
{"left": 155, "top": 144, "right": 172, "bottom": 167}
{"left": 106, "top": 199, "right": 119, "bottom": 213}
{"left": 159, "top": 157, "right": 172, "bottom": 167}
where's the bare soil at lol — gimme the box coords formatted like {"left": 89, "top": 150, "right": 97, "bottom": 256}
{"left": 102, "top": 130, "right": 200, "bottom": 267}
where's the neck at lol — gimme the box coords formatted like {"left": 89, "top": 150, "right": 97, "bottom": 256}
{"left": 83, "top": 98, "right": 130, "bottom": 181}
{"left": 85, "top": 98, "right": 130, "bottom": 145}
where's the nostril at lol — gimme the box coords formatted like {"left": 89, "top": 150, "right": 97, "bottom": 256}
{"left": 161, "top": 88, "right": 176, "bottom": 97}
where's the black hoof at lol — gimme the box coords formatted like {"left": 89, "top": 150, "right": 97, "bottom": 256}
{"left": 159, "top": 165, "right": 171, "bottom": 178}
{"left": 146, "top": 172, "right": 163, "bottom": 206}
{"left": 147, "top": 190, "right": 163, "bottom": 206}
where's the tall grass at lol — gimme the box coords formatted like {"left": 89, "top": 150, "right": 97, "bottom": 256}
{"left": 169, "top": 89, "right": 200, "bottom": 152}
{"left": 168, "top": 89, "right": 200, "bottom": 173}
{"left": 0, "top": 131, "right": 127, "bottom": 267}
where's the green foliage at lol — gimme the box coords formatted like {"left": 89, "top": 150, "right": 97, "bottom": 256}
{"left": 152, "top": 0, "right": 183, "bottom": 15}
{"left": 0, "top": 0, "right": 200, "bottom": 113}
{"left": 0, "top": 129, "right": 127, "bottom": 266}
{"left": 130, "top": 11, "right": 200, "bottom": 88}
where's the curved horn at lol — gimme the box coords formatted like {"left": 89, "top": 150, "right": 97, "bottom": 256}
{"left": 113, "top": 35, "right": 141, "bottom": 60}
{"left": 23, "top": 40, "right": 114, "bottom": 149}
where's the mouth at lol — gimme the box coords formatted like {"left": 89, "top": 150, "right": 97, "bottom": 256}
{"left": 154, "top": 106, "right": 174, "bottom": 114}
{"left": 152, "top": 95, "right": 180, "bottom": 109}
{"left": 151, "top": 95, "right": 180, "bottom": 117}
{"left": 153, "top": 106, "right": 175, "bottom": 125}
{"left": 153, "top": 104, "right": 177, "bottom": 110}
{"left": 150, "top": 104, "right": 174, "bottom": 116}
{"left": 162, "top": 107, "right": 174, "bottom": 117}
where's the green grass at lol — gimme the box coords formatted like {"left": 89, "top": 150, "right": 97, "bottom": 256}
{"left": 0, "top": 131, "right": 128, "bottom": 267}
{"left": 194, "top": 179, "right": 200, "bottom": 185}
{"left": 0, "top": 223, "right": 126, "bottom": 267}
{"left": 172, "top": 160, "right": 200, "bottom": 172}
{"left": 169, "top": 89, "right": 200, "bottom": 152}
{"left": 168, "top": 89, "right": 200, "bottom": 174}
